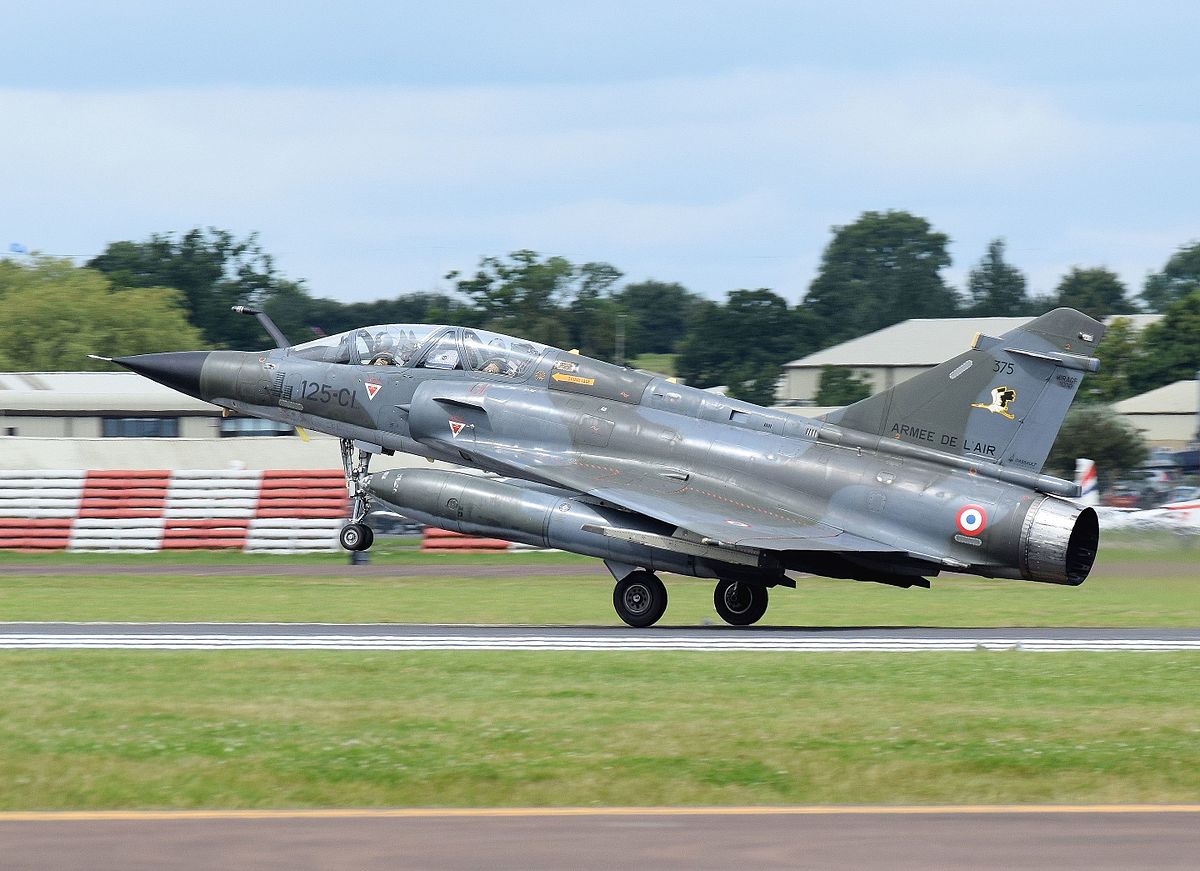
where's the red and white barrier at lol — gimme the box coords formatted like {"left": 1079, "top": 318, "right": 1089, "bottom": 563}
{"left": 0, "top": 469, "right": 345, "bottom": 552}
{"left": 420, "top": 526, "right": 514, "bottom": 553}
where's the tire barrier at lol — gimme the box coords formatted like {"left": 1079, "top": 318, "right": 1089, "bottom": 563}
{"left": 420, "top": 526, "right": 514, "bottom": 553}
{"left": 0, "top": 469, "right": 345, "bottom": 552}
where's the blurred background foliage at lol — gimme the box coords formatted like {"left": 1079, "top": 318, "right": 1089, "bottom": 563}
{"left": 2, "top": 213, "right": 1197, "bottom": 417}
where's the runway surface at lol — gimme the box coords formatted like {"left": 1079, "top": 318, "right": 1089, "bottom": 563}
{"left": 2, "top": 562, "right": 599, "bottom": 577}
{"left": 4, "top": 622, "right": 1200, "bottom": 651}
{"left": 4, "top": 558, "right": 1196, "bottom": 577}
{"left": 3, "top": 807, "right": 1199, "bottom": 870}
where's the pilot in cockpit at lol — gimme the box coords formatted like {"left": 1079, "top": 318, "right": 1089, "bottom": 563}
{"left": 369, "top": 332, "right": 397, "bottom": 366}
{"left": 479, "top": 337, "right": 515, "bottom": 376}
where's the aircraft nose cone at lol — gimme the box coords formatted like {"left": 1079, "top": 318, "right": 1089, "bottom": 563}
{"left": 113, "top": 351, "right": 211, "bottom": 399}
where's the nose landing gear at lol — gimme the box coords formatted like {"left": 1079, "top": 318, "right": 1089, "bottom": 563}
{"left": 339, "top": 438, "right": 375, "bottom": 552}
{"left": 339, "top": 521, "right": 373, "bottom": 552}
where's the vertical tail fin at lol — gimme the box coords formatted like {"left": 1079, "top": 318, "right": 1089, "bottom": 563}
{"left": 823, "top": 308, "right": 1105, "bottom": 474}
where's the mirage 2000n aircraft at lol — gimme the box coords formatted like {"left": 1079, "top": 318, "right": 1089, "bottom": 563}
{"left": 108, "top": 307, "right": 1103, "bottom": 627}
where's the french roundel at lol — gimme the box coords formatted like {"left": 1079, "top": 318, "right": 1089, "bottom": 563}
{"left": 956, "top": 504, "right": 987, "bottom": 536}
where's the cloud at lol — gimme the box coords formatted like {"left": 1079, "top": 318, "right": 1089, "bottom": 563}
{"left": 1, "top": 66, "right": 1196, "bottom": 300}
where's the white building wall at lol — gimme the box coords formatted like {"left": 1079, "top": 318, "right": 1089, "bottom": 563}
{"left": 0, "top": 435, "right": 456, "bottom": 472}
{"left": 0, "top": 415, "right": 222, "bottom": 439}
{"left": 778, "top": 364, "right": 930, "bottom": 403}
{"left": 0, "top": 416, "right": 104, "bottom": 438}
{"left": 180, "top": 417, "right": 219, "bottom": 438}
{"left": 1121, "top": 415, "right": 1197, "bottom": 448}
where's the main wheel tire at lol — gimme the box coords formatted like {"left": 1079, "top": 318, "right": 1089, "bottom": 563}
{"left": 714, "top": 579, "right": 769, "bottom": 626}
{"left": 613, "top": 571, "right": 668, "bottom": 628}
{"left": 339, "top": 522, "right": 371, "bottom": 552}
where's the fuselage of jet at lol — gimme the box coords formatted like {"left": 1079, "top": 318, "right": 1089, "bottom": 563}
{"left": 115, "top": 314, "right": 1102, "bottom": 598}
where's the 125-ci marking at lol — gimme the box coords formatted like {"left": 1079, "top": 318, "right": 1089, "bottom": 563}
{"left": 299, "top": 380, "right": 357, "bottom": 407}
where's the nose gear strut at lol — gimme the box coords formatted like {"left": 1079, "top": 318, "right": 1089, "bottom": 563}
{"left": 339, "top": 438, "right": 375, "bottom": 552}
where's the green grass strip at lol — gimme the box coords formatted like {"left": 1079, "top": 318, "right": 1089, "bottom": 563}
{"left": 3, "top": 568, "right": 1198, "bottom": 626}
{"left": 2, "top": 651, "right": 1199, "bottom": 809}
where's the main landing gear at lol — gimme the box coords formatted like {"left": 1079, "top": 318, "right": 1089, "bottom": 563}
{"left": 713, "top": 578, "right": 769, "bottom": 626}
{"left": 339, "top": 438, "right": 374, "bottom": 552}
{"left": 609, "top": 566, "right": 669, "bottom": 628}
{"left": 604, "top": 564, "right": 774, "bottom": 628}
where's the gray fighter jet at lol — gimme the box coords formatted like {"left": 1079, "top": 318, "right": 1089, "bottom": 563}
{"left": 111, "top": 307, "right": 1103, "bottom": 627}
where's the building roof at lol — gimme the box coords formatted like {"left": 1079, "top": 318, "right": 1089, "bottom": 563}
{"left": 1113, "top": 380, "right": 1199, "bottom": 415}
{"left": 0, "top": 371, "right": 217, "bottom": 413}
{"left": 785, "top": 317, "right": 1031, "bottom": 368}
{"left": 784, "top": 313, "right": 1163, "bottom": 369}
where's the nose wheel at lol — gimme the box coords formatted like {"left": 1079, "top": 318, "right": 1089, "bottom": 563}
{"left": 339, "top": 438, "right": 375, "bottom": 552}
{"left": 339, "top": 522, "right": 374, "bottom": 552}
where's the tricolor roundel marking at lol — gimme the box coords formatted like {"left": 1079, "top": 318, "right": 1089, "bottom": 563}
{"left": 955, "top": 504, "right": 987, "bottom": 536}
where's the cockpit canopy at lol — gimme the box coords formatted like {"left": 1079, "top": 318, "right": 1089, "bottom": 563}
{"left": 287, "top": 325, "right": 549, "bottom": 379}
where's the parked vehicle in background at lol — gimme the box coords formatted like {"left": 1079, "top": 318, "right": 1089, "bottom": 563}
{"left": 1103, "top": 484, "right": 1144, "bottom": 509}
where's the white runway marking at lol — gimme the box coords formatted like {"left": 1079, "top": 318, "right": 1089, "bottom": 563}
{"left": 4, "top": 633, "right": 1200, "bottom": 652}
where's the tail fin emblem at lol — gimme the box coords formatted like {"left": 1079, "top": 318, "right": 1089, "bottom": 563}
{"left": 971, "top": 385, "right": 1017, "bottom": 420}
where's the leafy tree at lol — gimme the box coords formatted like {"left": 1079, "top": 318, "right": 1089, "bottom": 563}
{"left": 450, "top": 249, "right": 572, "bottom": 321}
{"left": 1024, "top": 293, "right": 1058, "bottom": 314}
{"left": 567, "top": 263, "right": 626, "bottom": 358}
{"left": 0, "top": 257, "right": 205, "bottom": 371}
{"left": 1053, "top": 266, "right": 1132, "bottom": 319}
{"left": 88, "top": 228, "right": 292, "bottom": 349}
{"left": 614, "top": 281, "right": 701, "bottom": 357}
{"left": 1142, "top": 241, "right": 1200, "bottom": 312}
{"left": 815, "top": 367, "right": 873, "bottom": 406}
{"left": 1085, "top": 316, "right": 1141, "bottom": 403}
{"left": 966, "top": 238, "right": 1029, "bottom": 316}
{"left": 1045, "top": 405, "right": 1147, "bottom": 487}
{"left": 674, "top": 300, "right": 724, "bottom": 386}
{"left": 448, "top": 250, "right": 622, "bottom": 349}
{"left": 804, "top": 210, "right": 958, "bottom": 346}
{"left": 677, "top": 289, "right": 817, "bottom": 404}
{"left": 723, "top": 360, "right": 787, "bottom": 406}
{"left": 1127, "top": 290, "right": 1200, "bottom": 394}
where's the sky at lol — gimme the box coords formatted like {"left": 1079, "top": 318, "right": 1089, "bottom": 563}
{"left": 2, "top": 1, "right": 1198, "bottom": 306}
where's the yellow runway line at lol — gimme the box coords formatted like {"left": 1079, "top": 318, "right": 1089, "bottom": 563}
{"left": 2, "top": 805, "right": 1200, "bottom": 822}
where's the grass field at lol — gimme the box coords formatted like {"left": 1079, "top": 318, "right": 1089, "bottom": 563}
{"left": 0, "top": 537, "right": 1195, "bottom": 626}
{"left": 1, "top": 535, "right": 1196, "bottom": 811}
{"left": 3, "top": 651, "right": 1199, "bottom": 809}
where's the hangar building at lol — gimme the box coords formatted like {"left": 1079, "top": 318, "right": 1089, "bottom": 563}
{"left": 0, "top": 370, "right": 430, "bottom": 471}
{"left": 1113, "top": 380, "right": 1200, "bottom": 448}
{"left": 777, "top": 314, "right": 1162, "bottom": 406}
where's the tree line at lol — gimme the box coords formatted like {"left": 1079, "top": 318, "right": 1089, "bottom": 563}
{"left": 1, "top": 212, "right": 1198, "bottom": 412}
